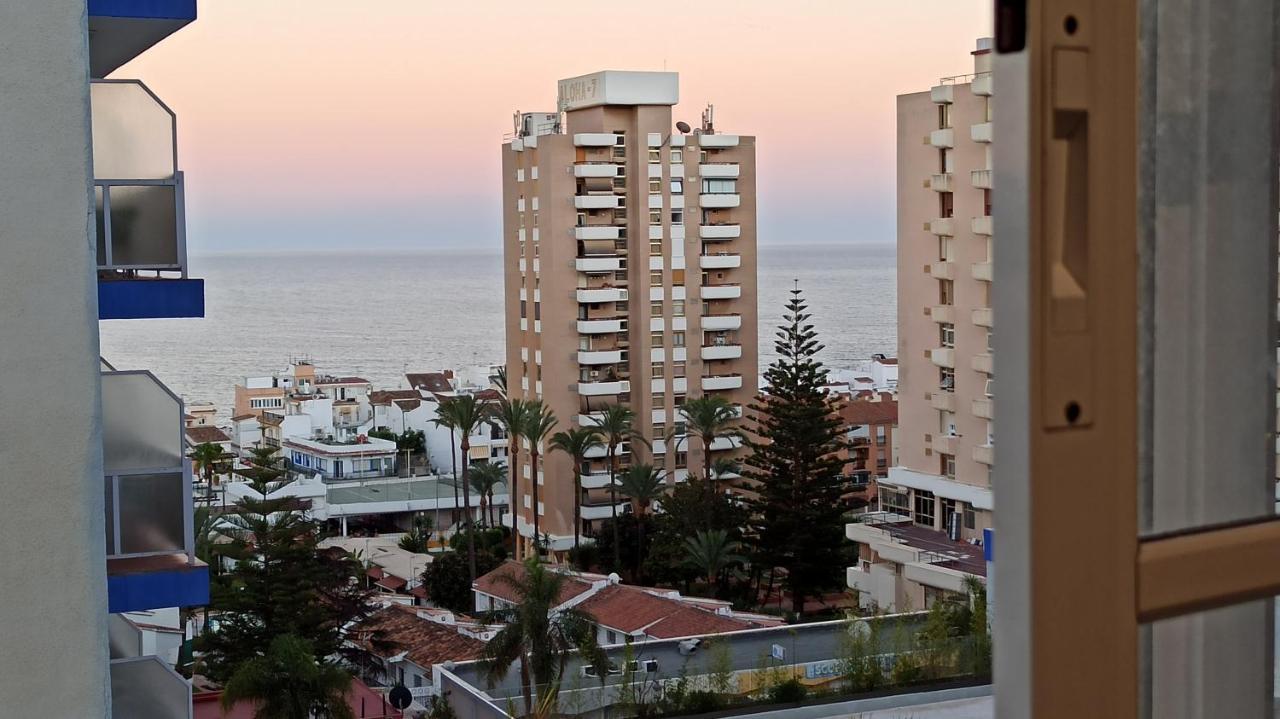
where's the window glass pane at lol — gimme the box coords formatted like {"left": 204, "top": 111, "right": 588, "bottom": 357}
{"left": 117, "top": 471, "right": 185, "bottom": 555}
{"left": 107, "top": 185, "right": 178, "bottom": 267}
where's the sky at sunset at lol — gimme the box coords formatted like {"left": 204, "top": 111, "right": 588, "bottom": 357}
{"left": 117, "top": 1, "right": 991, "bottom": 254}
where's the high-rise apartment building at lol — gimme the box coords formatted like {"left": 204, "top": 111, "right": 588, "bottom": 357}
{"left": 884, "top": 39, "right": 994, "bottom": 541}
{"left": 501, "top": 71, "right": 757, "bottom": 558}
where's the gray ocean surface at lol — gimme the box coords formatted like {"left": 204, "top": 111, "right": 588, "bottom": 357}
{"left": 98, "top": 243, "right": 896, "bottom": 419}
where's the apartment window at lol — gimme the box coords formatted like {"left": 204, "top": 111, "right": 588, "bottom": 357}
{"left": 674, "top": 451, "right": 687, "bottom": 468}
{"left": 939, "top": 279, "right": 954, "bottom": 305}
{"left": 672, "top": 393, "right": 686, "bottom": 407}
{"left": 670, "top": 149, "right": 682, "bottom": 163}
{"left": 672, "top": 300, "right": 685, "bottom": 317}
{"left": 650, "top": 330, "right": 663, "bottom": 346}
{"left": 519, "top": 300, "right": 527, "bottom": 319}
{"left": 671, "top": 210, "right": 683, "bottom": 225}
{"left": 916, "top": 486, "right": 936, "bottom": 527}
{"left": 941, "top": 498, "right": 958, "bottom": 534}
{"left": 938, "top": 235, "right": 953, "bottom": 262}
{"left": 651, "top": 392, "right": 664, "bottom": 406}
{"left": 650, "top": 300, "right": 663, "bottom": 316}
{"left": 648, "top": 179, "right": 661, "bottom": 193}
{"left": 651, "top": 362, "right": 665, "bottom": 378}
{"left": 533, "top": 303, "right": 540, "bottom": 321}
{"left": 649, "top": 209, "right": 662, "bottom": 224}
{"left": 611, "top": 137, "right": 626, "bottom": 160}
{"left": 986, "top": 330, "right": 993, "bottom": 353}
{"left": 648, "top": 148, "right": 660, "bottom": 162}
{"left": 880, "top": 486, "right": 910, "bottom": 516}
{"left": 938, "top": 102, "right": 952, "bottom": 129}
{"left": 652, "top": 422, "right": 665, "bottom": 440}
{"left": 939, "top": 192, "right": 954, "bottom": 218}
{"left": 699, "top": 150, "right": 708, "bottom": 163}
{"left": 701, "top": 178, "right": 737, "bottom": 194}
{"left": 939, "top": 367, "right": 954, "bottom": 391}
{"left": 940, "top": 148, "right": 953, "bottom": 174}
{"left": 576, "top": 212, "right": 586, "bottom": 226}
{"left": 650, "top": 240, "right": 663, "bottom": 255}
{"left": 940, "top": 323, "right": 955, "bottom": 348}
{"left": 984, "top": 377, "right": 993, "bottom": 398}
{"left": 942, "top": 455, "right": 955, "bottom": 479}
{"left": 650, "top": 270, "right": 663, "bottom": 285}
{"left": 612, "top": 176, "right": 626, "bottom": 191}
{"left": 672, "top": 361, "right": 686, "bottom": 377}
{"left": 670, "top": 178, "right": 683, "bottom": 195}
{"left": 614, "top": 301, "right": 627, "bottom": 312}
{"left": 983, "top": 188, "right": 992, "bottom": 216}
{"left": 672, "top": 331, "right": 685, "bottom": 347}
{"left": 612, "top": 208, "right": 626, "bottom": 221}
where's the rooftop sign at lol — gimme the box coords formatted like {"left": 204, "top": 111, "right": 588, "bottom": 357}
{"left": 557, "top": 71, "right": 678, "bottom": 111}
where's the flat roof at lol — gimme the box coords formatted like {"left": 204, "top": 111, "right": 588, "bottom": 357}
{"left": 558, "top": 70, "right": 678, "bottom": 111}
{"left": 327, "top": 477, "right": 503, "bottom": 505}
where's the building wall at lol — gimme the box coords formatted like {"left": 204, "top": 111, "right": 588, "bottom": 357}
{"left": 0, "top": 1, "right": 111, "bottom": 715}
{"left": 894, "top": 45, "right": 994, "bottom": 538}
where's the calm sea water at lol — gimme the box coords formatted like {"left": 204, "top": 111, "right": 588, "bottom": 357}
{"left": 98, "top": 243, "right": 896, "bottom": 419}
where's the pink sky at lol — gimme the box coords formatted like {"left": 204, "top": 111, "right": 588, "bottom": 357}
{"left": 118, "top": 1, "right": 991, "bottom": 253}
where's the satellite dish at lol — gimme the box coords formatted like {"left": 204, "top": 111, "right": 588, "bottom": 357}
{"left": 675, "top": 121, "right": 692, "bottom": 134}
{"left": 388, "top": 685, "right": 413, "bottom": 710}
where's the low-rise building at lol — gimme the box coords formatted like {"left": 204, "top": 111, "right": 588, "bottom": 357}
{"left": 846, "top": 511, "right": 986, "bottom": 612}
{"left": 320, "top": 534, "right": 433, "bottom": 599}
{"left": 284, "top": 434, "right": 398, "bottom": 481}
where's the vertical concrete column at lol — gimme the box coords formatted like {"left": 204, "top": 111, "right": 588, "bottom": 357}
{"left": 0, "top": 1, "right": 109, "bottom": 716}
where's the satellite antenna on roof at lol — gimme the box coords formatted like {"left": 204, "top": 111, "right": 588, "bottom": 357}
{"left": 675, "top": 121, "right": 692, "bottom": 134}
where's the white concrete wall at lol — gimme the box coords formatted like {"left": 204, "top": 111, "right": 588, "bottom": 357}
{"left": 0, "top": 1, "right": 110, "bottom": 715}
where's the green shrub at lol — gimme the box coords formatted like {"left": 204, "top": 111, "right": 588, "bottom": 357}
{"left": 679, "top": 690, "right": 725, "bottom": 715}
{"left": 890, "top": 654, "right": 925, "bottom": 685}
{"left": 767, "top": 679, "right": 807, "bottom": 704}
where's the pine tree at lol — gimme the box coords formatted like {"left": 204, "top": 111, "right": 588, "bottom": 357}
{"left": 197, "top": 446, "right": 374, "bottom": 685}
{"left": 743, "top": 287, "right": 852, "bottom": 616}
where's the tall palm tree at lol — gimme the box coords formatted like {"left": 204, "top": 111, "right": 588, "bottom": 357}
{"left": 481, "top": 558, "right": 608, "bottom": 715}
{"left": 190, "top": 441, "right": 224, "bottom": 487}
{"left": 520, "top": 402, "right": 558, "bottom": 557}
{"left": 490, "top": 398, "right": 530, "bottom": 557}
{"left": 683, "top": 529, "right": 746, "bottom": 589}
{"left": 433, "top": 394, "right": 486, "bottom": 597}
{"left": 678, "top": 395, "right": 740, "bottom": 492}
{"left": 590, "top": 405, "right": 647, "bottom": 569}
{"left": 470, "top": 461, "right": 506, "bottom": 528}
{"left": 549, "top": 427, "right": 604, "bottom": 555}
{"left": 617, "top": 463, "right": 666, "bottom": 576}
{"left": 221, "top": 634, "right": 354, "bottom": 719}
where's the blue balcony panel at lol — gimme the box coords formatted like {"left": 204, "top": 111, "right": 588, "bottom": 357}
{"left": 99, "top": 278, "right": 204, "bottom": 320}
{"left": 88, "top": 0, "right": 197, "bottom": 78}
{"left": 108, "top": 554, "right": 209, "bottom": 614}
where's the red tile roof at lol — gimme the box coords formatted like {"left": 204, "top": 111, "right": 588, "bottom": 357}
{"left": 473, "top": 560, "right": 594, "bottom": 606}
{"left": 394, "top": 399, "right": 422, "bottom": 412}
{"left": 186, "top": 426, "right": 231, "bottom": 444}
{"left": 351, "top": 604, "right": 487, "bottom": 668}
{"left": 376, "top": 575, "right": 408, "bottom": 591}
{"left": 229, "top": 413, "right": 256, "bottom": 422}
{"left": 370, "top": 389, "right": 423, "bottom": 406}
{"left": 317, "top": 376, "right": 371, "bottom": 385}
{"left": 840, "top": 398, "right": 898, "bottom": 426}
{"left": 406, "top": 372, "right": 454, "bottom": 394}
{"left": 575, "top": 585, "right": 758, "bottom": 638}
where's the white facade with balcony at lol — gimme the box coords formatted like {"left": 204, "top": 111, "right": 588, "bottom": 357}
{"left": 929, "top": 128, "right": 954, "bottom": 148}
{"left": 574, "top": 163, "right": 622, "bottom": 178}
{"left": 699, "top": 163, "right": 739, "bottom": 178}
{"left": 575, "top": 225, "right": 621, "bottom": 240}
{"left": 699, "top": 193, "right": 740, "bottom": 208}
{"left": 573, "top": 133, "right": 621, "bottom": 146}
{"left": 577, "top": 380, "right": 630, "bottom": 397}
{"left": 700, "top": 254, "right": 741, "bottom": 269}
{"left": 575, "top": 194, "right": 623, "bottom": 209}
{"left": 577, "top": 318, "right": 623, "bottom": 334}
{"left": 701, "top": 374, "right": 744, "bottom": 391}
{"left": 697, "top": 134, "right": 739, "bottom": 147}
{"left": 575, "top": 257, "right": 622, "bottom": 272}
{"left": 700, "top": 284, "right": 741, "bottom": 299}
{"left": 577, "top": 349, "right": 623, "bottom": 365}
{"left": 576, "top": 287, "right": 627, "bottom": 303}
{"left": 699, "top": 224, "right": 741, "bottom": 239}
{"left": 702, "top": 314, "right": 742, "bottom": 331}
{"left": 701, "top": 344, "right": 742, "bottom": 360}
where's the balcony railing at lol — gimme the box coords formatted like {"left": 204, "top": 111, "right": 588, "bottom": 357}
{"left": 110, "top": 656, "right": 193, "bottom": 719}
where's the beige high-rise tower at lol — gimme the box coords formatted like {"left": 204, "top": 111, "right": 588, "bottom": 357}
{"left": 501, "top": 71, "right": 758, "bottom": 558}
{"left": 883, "top": 40, "right": 994, "bottom": 541}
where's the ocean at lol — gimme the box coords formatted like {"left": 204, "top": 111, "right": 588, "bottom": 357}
{"left": 98, "top": 243, "right": 897, "bottom": 419}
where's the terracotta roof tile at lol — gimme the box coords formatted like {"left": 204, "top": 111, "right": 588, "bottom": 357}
{"left": 473, "top": 560, "right": 594, "bottom": 605}
{"left": 229, "top": 413, "right": 257, "bottom": 422}
{"left": 840, "top": 398, "right": 898, "bottom": 426}
{"left": 186, "top": 426, "right": 231, "bottom": 444}
{"left": 351, "top": 605, "right": 487, "bottom": 668}
{"left": 576, "top": 585, "right": 757, "bottom": 638}
{"left": 370, "top": 389, "right": 423, "bottom": 406}
{"left": 406, "top": 372, "right": 454, "bottom": 394}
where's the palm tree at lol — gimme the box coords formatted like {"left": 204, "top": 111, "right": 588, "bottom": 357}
{"left": 490, "top": 398, "right": 530, "bottom": 557}
{"left": 683, "top": 529, "right": 746, "bottom": 588}
{"left": 433, "top": 394, "right": 486, "bottom": 598}
{"left": 221, "top": 634, "right": 354, "bottom": 719}
{"left": 470, "top": 461, "right": 506, "bottom": 528}
{"left": 190, "top": 441, "right": 224, "bottom": 487}
{"left": 678, "top": 395, "right": 740, "bottom": 492}
{"left": 549, "top": 427, "right": 604, "bottom": 555}
{"left": 481, "top": 558, "right": 608, "bottom": 715}
{"left": 617, "top": 463, "right": 666, "bottom": 576}
{"left": 590, "top": 405, "right": 647, "bottom": 569}
{"left": 520, "top": 402, "right": 559, "bottom": 557}
{"left": 399, "top": 514, "right": 433, "bottom": 553}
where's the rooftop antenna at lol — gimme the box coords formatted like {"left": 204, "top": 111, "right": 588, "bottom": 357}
{"left": 701, "top": 104, "right": 715, "bottom": 134}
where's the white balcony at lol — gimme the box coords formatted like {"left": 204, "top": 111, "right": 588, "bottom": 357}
{"left": 972, "top": 73, "right": 992, "bottom": 96}
{"left": 971, "top": 215, "right": 992, "bottom": 236}
{"left": 972, "top": 307, "right": 994, "bottom": 328}
{"left": 971, "top": 168, "right": 993, "bottom": 189}
{"left": 929, "top": 261, "right": 956, "bottom": 280}
{"left": 708, "top": 435, "right": 743, "bottom": 451}
{"left": 701, "top": 344, "right": 742, "bottom": 360}
{"left": 930, "top": 173, "right": 954, "bottom": 192}
{"left": 575, "top": 225, "right": 622, "bottom": 240}
{"left": 581, "top": 501, "right": 630, "bottom": 521}
{"left": 972, "top": 397, "right": 994, "bottom": 419}
{"left": 577, "top": 380, "right": 630, "bottom": 397}
{"left": 577, "top": 349, "right": 623, "bottom": 365}
{"left": 972, "top": 261, "right": 993, "bottom": 281}
{"left": 973, "top": 444, "right": 994, "bottom": 465}
{"left": 929, "top": 305, "right": 954, "bottom": 324}
{"left": 575, "top": 194, "right": 623, "bottom": 209}
{"left": 698, "top": 134, "right": 739, "bottom": 148}
{"left": 928, "top": 217, "right": 954, "bottom": 236}
{"left": 702, "top": 314, "right": 742, "bottom": 331}
{"left": 929, "top": 128, "right": 954, "bottom": 148}
{"left": 574, "top": 163, "right": 622, "bottom": 178}
{"left": 700, "top": 254, "right": 741, "bottom": 269}
{"left": 970, "top": 122, "right": 993, "bottom": 143}
{"left": 700, "top": 284, "right": 742, "bottom": 299}
{"left": 700, "top": 194, "right": 741, "bottom": 208}
{"left": 699, "top": 163, "right": 740, "bottom": 178}
{"left": 972, "top": 353, "right": 993, "bottom": 374}
{"left": 933, "top": 434, "right": 958, "bottom": 456}
{"left": 577, "top": 318, "right": 623, "bottom": 334}
{"left": 930, "top": 347, "right": 955, "bottom": 368}
{"left": 701, "top": 374, "right": 744, "bottom": 391}
{"left": 931, "top": 84, "right": 955, "bottom": 104}
{"left": 580, "top": 472, "right": 613, "bottom": 489}
{"left": 575, "top": 257, "right": 622, "bottom": 272}
{"left": 574, "top": 133, "right": 621, "bottom": 147}
{"left": 699, "top": 224, "right": 741, "bottom": 239}
{"left": 931, "top": 390, "right": 956, "bottom": 412}
{"left": 576, "top": 287, "right": 627, "bottom": 303}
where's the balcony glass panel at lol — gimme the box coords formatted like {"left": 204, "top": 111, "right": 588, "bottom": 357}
{"left": 107, "top": 185, "right": 179, "bottom": 267}
{"left": 91, "top": 81, "right": 176, "bottom": 181}
{"left": 117, "top": 472, "right": 185, "bottom": 555}
{"left": 101, "top": 371, "right": 183, "bottom": 473}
